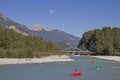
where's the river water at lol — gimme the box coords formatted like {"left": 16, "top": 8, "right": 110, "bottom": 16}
{"left": 0, "top": 56, "right": 120, "bottom": 80}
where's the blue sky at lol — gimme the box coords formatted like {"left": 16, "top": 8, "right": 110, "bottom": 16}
{"left": 0, "top": 0, "right": 120, "bottom": 37}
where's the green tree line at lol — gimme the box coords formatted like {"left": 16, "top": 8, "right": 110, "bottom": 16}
{"left": 0, "top": 25, "right": 64, "bottom": 58}
{"left": 78, "top": 26, "right": 120, "bottom": 56}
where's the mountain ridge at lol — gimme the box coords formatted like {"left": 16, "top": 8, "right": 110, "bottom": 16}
{"left": 30, "top": 24, "right": 52, "bottom": 31}
{"left": 0, "top": 12, "right": 80, "bottom": 49}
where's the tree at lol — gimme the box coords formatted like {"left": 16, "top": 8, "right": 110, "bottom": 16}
{"left": 78, "top": 26, "right": 120, "bottom": 56}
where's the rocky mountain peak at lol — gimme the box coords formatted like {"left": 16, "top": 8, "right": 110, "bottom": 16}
{"left": 30, "top": 24, "right": 51, "bottom": 31}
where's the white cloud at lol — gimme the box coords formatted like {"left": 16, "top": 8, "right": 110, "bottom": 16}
{"left": 49, "top": 9, "right": 54, "bottom": 14}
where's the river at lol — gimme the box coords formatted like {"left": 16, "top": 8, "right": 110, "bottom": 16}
{"left": 0, "top": 55, "right": 120, "bottom": 80}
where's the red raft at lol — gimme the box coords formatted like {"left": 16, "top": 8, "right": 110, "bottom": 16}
{"left": 70, "top": 72, "right": 83, "bottom": 77}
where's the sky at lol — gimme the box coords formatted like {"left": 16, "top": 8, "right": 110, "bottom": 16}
{"left": 0, "top": 0, "right": 120, "bottom": 37}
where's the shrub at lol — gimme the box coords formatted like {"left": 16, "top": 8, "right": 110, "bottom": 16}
{"left": 0, "top": 48, "right": 5, "bottom": 58}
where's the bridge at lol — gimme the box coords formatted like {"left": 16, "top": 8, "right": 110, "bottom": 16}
{"left": 62, "top": 47, "right": 85, "bottom": 55}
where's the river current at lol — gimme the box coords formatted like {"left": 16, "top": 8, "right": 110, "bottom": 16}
{"left": 0, "top": 56, "right": 120, "bottom": 80}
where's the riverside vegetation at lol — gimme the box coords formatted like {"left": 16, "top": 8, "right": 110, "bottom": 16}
{"left": 0, "top": 25, "right": 120, "bottom": 58}
{"left": 78, "top": 26, "right": 120, "bottom": 56}
{"left": 0, "top": 25, "right": 64, "bottom": 58}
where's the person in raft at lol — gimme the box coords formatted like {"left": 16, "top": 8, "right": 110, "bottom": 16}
{"left": 70, "top": 69, "right": 83, "bottom": 77}
{"left": 74, "top": 70, "right": 79, "bottom": 75}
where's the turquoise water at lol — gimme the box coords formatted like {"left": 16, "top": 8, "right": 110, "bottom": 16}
{"left": 0, "top": 56, "right": 120, "bottom": 80}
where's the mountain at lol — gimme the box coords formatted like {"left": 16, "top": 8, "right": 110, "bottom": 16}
{"left": 57, "top": 40, "right": 72, "bottom": 49}
{"left": 30, "top": 24, "right": 51, "bottom": 31}
{"left": 0, "top": 13, "right": 34, "bottom": 36}
{"left": 30, "top": 25, "right": 80, "bottom": 48}
{"left": 0, "top": 12, "right": 80, "bottom": 49}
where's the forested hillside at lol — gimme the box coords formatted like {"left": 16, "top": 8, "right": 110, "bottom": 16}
{"left": 78, "top": 26, "right": 120, "bottom": 56}
{"left": 0, "top": 25, "right": 62, "bottom": 58}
